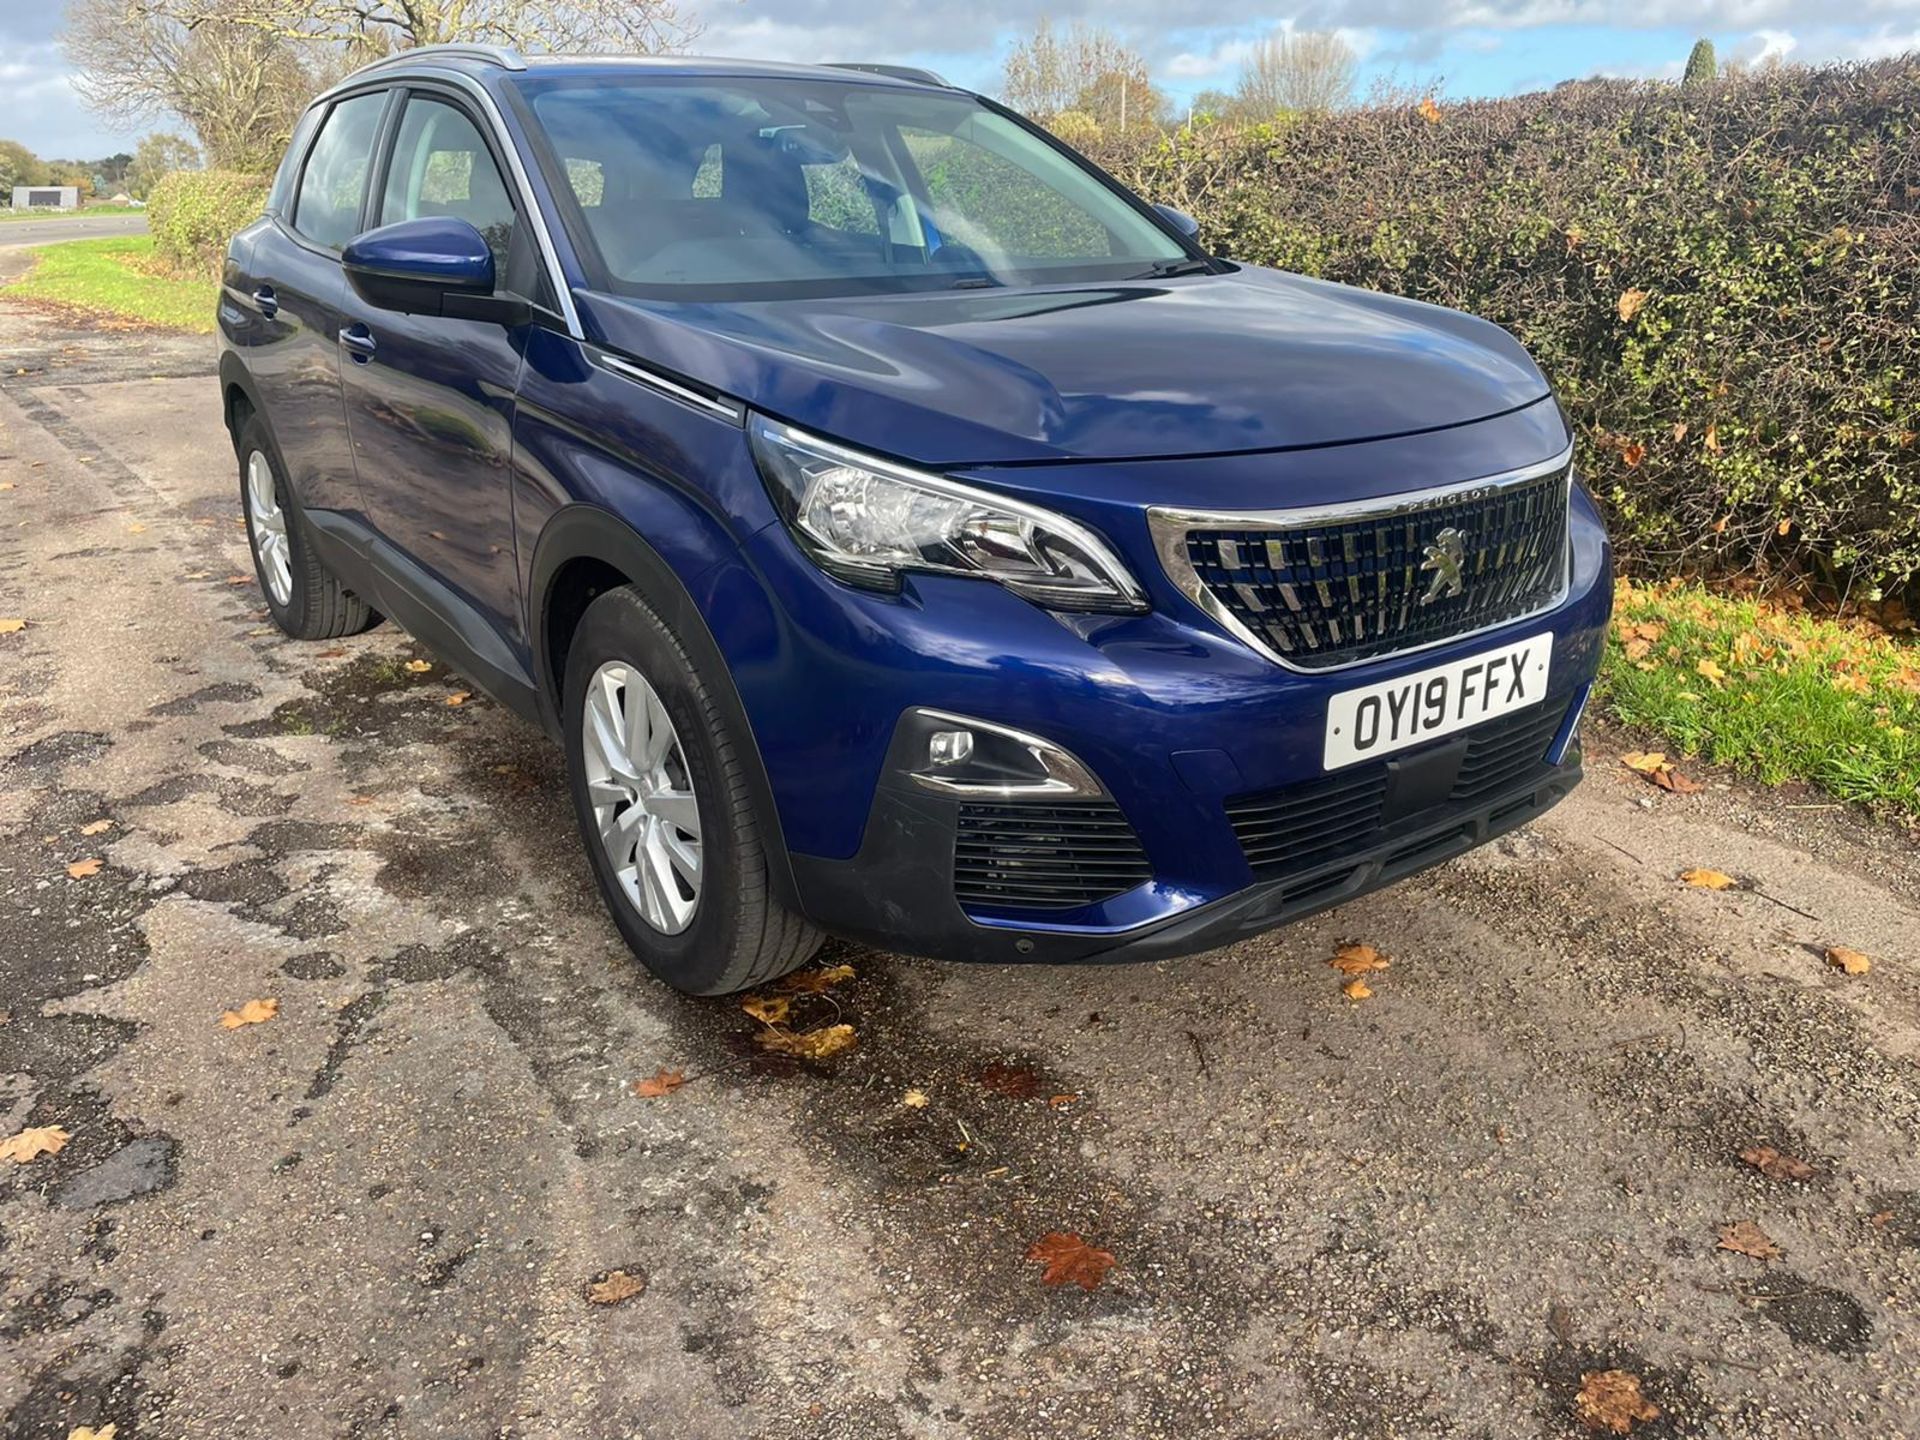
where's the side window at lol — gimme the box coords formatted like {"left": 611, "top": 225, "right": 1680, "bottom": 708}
{"left": 291, "top": 92, "right": 387, "bottom": 250}
{"left": 379, "top": 96, "right": 516, "bottom": 275}
{"left": 802, "top": 154, "right": 879, "bottom": 236}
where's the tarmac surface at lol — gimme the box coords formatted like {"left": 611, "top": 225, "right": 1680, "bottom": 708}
{"left": 1, "top": 301, "right": 1916, "bottom": 1438}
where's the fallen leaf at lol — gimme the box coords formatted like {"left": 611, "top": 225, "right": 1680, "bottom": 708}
{"left": 1650, "top": 767, "right": 1704, "bottom": 795}
{"left": 901, "top": 1088, "right": 929, "bottom": 1108}
{"left": 740, "top": 993, "right": 792, "bottom": 1026}
{"left": 0, "top": 1125, "right": 70, "bottom": 1164}
{"left": 1623, "top": 636, "right": 1653, "bottom": 661}
{"left": 1717, "top": 1219, "right": 1781, "bottom": 1260}
{"left": 1547, "top": 1300, "right": 1575, "bottom": 1344}
{"left": 1342, "top": 977, "right": 1373, "bottom": 1001}
{"left": 1620, "top": 441, "right": 1645, "bottom": 469}
{"left": 1048, "top": 1093, "right": 1080, "bottom": 1109}
{"left": 1740, "top": 1145, "right": 1816, "bottom": 1182}
{"left": 1695, "top": 658, "right": 1727, "bottom": 686}
{"left": 219, "top": 998, "right": 279, "bottom": 1029}
{"left": 1617, "top": 288, "right": 1649, "bottom": 323}
{"left": 317, "top": 646, "right": 347, "bottom": 658}
{"left": 1621, "top": 751, "right": 1668, "bottom": 774}
{"left": 1830, "top": 670, "right": 1870, "bottom": 696}
{"left": 224, "top": 573, "right": 253, "bottom": 585}
{"left": 405, "top": 659, "right": 432, "bottom": 673}
{"left": 1025, "top": 1232, "right": 1117, "bottom": 1290}
{"left": 1416, "top": 95, "right": 1442, "bottom": 124}
{"left": 585, "top": 1267, "right": 647, "bottom": 1305}
{"left": 445, "top": 691, "right": 471, "bottom": 706}
{"left": 1330, "top": 943, "right": 1391, "bottom": 975}
{"left": 127, "top": 522, "right": 148, "bottom": 534}
{"left": 1825, "top": 946, "right": 1872, "bottom": 976}
{"left": 69, "top": 1425, "right": 116, "bottom": 1440}
{"left": 1576, "top": 1369, "right": 1661, "bottom": 1434}
{"left": 66, "top": 857, "right": 103, "bottom": 879}
{"left": 1681, "top": 868, "right": 1739, "bottom": 890}
{"left": 780, "top": 962, "right": 856, "bottom": 994}
{"left": 0, "top": 618, "right": 25, "bottom": 634}
{"left": 80, "top": 819, "right": 112, "bottom": 836}
{"left": 976, "top": 1061, "right": 1042, "bottom": 1099}
{"left": 631, "top": 1067, "right": 685, "bottom": 1098}
{"left": 1704, "top": 423, "right": 1722, "bottom": 454}
{"left": 1672, "top": 421, "right": 1689, "bottom": 443}
{"left": 755, "top": 1023, "right": 856, "bottom": 1059}
{"left": 1776, "top": 518, "right": 1792, "bottom": 536}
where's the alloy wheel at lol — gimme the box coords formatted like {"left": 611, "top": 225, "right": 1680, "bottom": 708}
{"left": 581, "top": 660, "right": 703, "bottom": 934}
{"left": 245, "top": 450, "right": 293, "bottom": 606}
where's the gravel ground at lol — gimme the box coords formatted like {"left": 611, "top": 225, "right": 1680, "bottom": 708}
{"left": 1, "top": 303, "right": 1916, "bottom": 1440}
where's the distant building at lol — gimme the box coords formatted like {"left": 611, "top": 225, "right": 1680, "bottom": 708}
{"left": 10, "top": 186, "right": 80, "bottom": 210}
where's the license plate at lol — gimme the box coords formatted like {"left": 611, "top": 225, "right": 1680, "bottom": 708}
{"left": 1324, "top": 633, "right": 1553, "bottom": 770}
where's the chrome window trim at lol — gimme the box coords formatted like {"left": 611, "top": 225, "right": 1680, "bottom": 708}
{"left": 313, "top": 66, "right": 581, "bottom": 339}
{"left": 590, "top": 348, "right": 743, "bottom": 424}
{"left": 1147, "top": 442, "right": 1576, "bottom": 675}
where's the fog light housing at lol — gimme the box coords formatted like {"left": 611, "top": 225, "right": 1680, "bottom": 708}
{"left": 905, "top": 709, "right": 1104, "bottom": 798}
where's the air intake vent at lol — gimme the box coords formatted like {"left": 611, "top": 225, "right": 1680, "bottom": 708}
{"left": 1228, "top": 701, "right": 1569, "bottom": 881}
{"left": 953, "top": 801, "right": 1151, "bottom": 912}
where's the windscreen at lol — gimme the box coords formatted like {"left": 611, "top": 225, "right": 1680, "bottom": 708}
{"left": 513, "top": 75, "right": 1190, "bottom": 299}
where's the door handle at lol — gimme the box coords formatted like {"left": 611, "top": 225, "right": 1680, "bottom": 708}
{"left": 338, "top": 324, "right": 377, "bottom": 362}
{"left": 251, "top": 286, "right": 277, "bottom": 318}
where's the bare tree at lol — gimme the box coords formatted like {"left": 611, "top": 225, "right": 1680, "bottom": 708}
{"left": 1234, "top": 29, "right": 1357, "bottom": 117}
{"left": 64, "top": 0, "right": 698, "bottom": 173}
{"left": 126, "top": 131, "right": 203, "bottom": 197}
{"left": 1001, "top": 18, "right": 1163, "bottom": 133}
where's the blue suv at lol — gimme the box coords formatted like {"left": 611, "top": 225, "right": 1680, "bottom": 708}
{"left": 217, "top": 47, "right": 1611, "bottom": 994}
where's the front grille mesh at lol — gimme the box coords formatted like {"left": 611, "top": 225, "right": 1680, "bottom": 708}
{"left": 1227, "top": 701, "right": 1568, "bottom": 882}
{"left": 1180, "top": 465, "right": 1570, "bottom": 669}
{"left": 953, "top": 801, "right": 1151, "bottom": 912}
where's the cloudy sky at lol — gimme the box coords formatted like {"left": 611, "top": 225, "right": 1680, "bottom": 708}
{"left": 3, "top": 0, "right": 1917, "bottom": 160}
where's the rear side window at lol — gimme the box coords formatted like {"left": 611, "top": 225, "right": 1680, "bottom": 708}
{"left": 292, "top": 92, "right": 387, "bottom": 250}
{"left": 378, "top": 96, "right": 517, "bottom": 273}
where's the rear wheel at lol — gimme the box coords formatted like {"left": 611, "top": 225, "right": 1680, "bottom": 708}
{"left": 237, "top": 415, "right": 379, "bottom": 640}
{"left": 563, "top": 585, "right": 822, "bottom": 994}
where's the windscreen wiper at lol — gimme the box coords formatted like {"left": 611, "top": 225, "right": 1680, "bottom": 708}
{"left": 1135, "top": 257, "right": 1214, "bottom": 279}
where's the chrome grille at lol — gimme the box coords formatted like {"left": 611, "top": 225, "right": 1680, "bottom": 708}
{"left": 1152, "top": 453, "right": 1573, "bottom": 671}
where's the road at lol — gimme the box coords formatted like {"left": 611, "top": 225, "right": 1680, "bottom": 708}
{"left": 0, "top": 213, "right": 148, "bottom": 252}
{"left": 1, "top": 301, "right": 1917, "bottom": 1440}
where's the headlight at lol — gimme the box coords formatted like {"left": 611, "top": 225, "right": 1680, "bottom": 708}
{"left": 750, "top": 416, "right": 1145, "bottom": 613}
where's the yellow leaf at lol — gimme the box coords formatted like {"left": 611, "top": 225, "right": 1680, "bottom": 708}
{"left": 444, "top": 691, "right": 471, "bottom": 706}
{"left": 69, "top": 1426, "right": 117, "bottom": 1440}
{"left": 1704, "top": 423, "right": 1722, "bottom": 454}
{"left": 1672, "top": 422, "right": 1689, "bottom": 443}
{"left": 902, "top": 1088, "right": 929, "bottom": 1108}
{"left": 1830, "top": 671, "right": 1870, "bottom": 695}
{"left": 740, "top": 993, "right": 791, "bottom": 1026}
{"left": 405, "top": 659, "right": 432, "bottom": 672}
{"left": 127, "top": 522, "right": 147, "bottom": 534}
{"left": 66, "top": 857, "right": 104, "bottom": 879}
{"left": 0, "top": 1125, "right": 70, "bottom": 1164}
{"left": 80, "top": 819, "right": 113, "bottom": 836}
{"left": 1776, "top": 518, "right": 1792, "bottom": 536}
{"left": 1329, "top": 943, "right": 1391, "bottom": 975}
{"left": 1617, "top": 288, "right": 1648, "bottom": 323}
{"left": 220, "top": 997, "right": 279, "bottom": 1028}
{"left": 1825, "top": 946, "right": 1872, "bottom": 976}
{"left": 1680, "top": 868, "right": 1739, "bottom": 891}
{"left": 780, "top": 962, "right": 856, "bottom": 994}
{"left": 1341, "top": 978, "right": 1373, "bottom": 1001}
{"left": 1621, "top": 751, "right": 1668, "bottom": 774}
{"left": 0, "top": 618, "right": 26, "bottom": 634}
{"left": 1695, "top": 658, "right": 1727, "bottom": 685}
{"left": 755, "top": 1023, "right": 856, "bottom": 1059}
{"left": 1416, "top": 95, "right": 1442, "bottom": 124}
{"left": 1620, "top": 441, "right": 1645, "bottom": 469}
{"left": 585, "top": 1268, "right": 647, "bottom": 1305}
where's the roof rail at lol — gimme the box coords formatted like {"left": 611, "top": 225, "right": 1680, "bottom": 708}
{"left": 351, "top": 43, "right": 527, "bottom": 77}
{"left": 826, "top": 62, "right": 951, "bottom": 87}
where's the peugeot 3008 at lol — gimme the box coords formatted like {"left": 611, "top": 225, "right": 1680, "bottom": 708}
{"left": 216, "top": 47, "right": 1611, "bottom": 994}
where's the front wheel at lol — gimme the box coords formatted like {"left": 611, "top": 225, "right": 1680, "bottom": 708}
{"left": 563, "top": 585, "right": 822, "bottom": 994}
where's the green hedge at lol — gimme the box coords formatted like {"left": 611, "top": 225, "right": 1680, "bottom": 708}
{"left": 147, "top": 169, "right": 269, "bottom": 277}
{"left": 1085, "top": 61, "right": 1920, "bottom": 596}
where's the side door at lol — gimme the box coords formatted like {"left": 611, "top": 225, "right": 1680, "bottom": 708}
{"left": 239, "top": 88, "right": 392, "bottom": 520}
{"left": 337, "top": 86, "right": 542, "bottom": 651}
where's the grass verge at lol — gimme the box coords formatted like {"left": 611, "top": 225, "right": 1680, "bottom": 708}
{"left": 1599, "top": 578, "right": 1920, "bottom": 819}
{"left": 0, "top": 203, "right": 145, "bottom": 222}
{"left": 9, "top": 235, "right": 213, "bottom": 333}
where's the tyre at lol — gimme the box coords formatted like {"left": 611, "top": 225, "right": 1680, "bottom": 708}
{"left": 563, "top": 584, "right": 823, "bottom": 994}
{"left": 236, "top": 415, "right": 380, "bottom": 640}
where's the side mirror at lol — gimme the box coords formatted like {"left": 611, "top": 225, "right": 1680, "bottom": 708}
{"left": 342, "top": 217, "right": 524, "bottom": 324}
{"left": 1152, "top": 203, "right": 1200, "bottom": 240}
